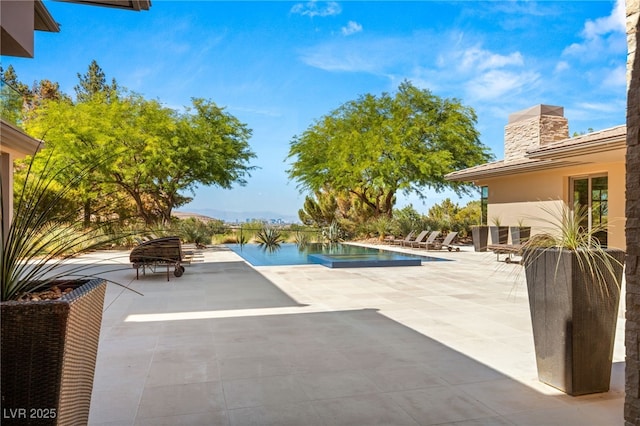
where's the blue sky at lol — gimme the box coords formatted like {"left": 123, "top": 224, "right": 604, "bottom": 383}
{"left": 3, "top": 1, "right": 627, "bottom": 221}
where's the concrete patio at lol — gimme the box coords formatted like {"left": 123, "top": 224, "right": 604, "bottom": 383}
{"left": 87, "top": 243, "right": 626, "bottom": 425}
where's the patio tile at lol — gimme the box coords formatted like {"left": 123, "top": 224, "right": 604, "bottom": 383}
{"left": 228, "top": 402, "right": 324, "bottom": 426}
{"left": 222, "top": 375, "right": 310, "bottom": 409}
{"left": 136, "top": 381, "right": 226, "bottom": 419}
{"left": 456, "top": 379, "right": 567, "bottom": 415}
{"left": 387, "top": 385, "right": 500, "bottom": 425}
{"left": 135, "top": 410, "right": 229, "bottom": 426}
{"left": 295, "top": 370, "right": 380, "bottom": 400}
{"left": 218, "top": 355, "right": 291, "bottom": 380}
{"left": 145, "top": 345, "right": 220, "bottom": 387}
{"left": 89, "top": 387, "right": 142, "bottom": 425}
{"left": 310, "top": 393, "right": 421, "bottom": 426}
{"left": 360, "top": 363, "right": 445, "bottom": 392}
{"left": 87, "top": 247, "right": 626, "bottom": 425}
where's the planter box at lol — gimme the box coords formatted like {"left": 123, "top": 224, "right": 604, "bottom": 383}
{"left": 1, "top": 279, "right": 106, "bottom": 425}
{"left": 524, "top": 248, "right": 625, "bottom": 395}
{"left": 489, "top": 226, "right": 509, "bottom": 244}
{"left": 510, "top": 226, "right": 531, "bottom": 245}
{"left": 471, "top": 226, "right": 488, "bottom": 252}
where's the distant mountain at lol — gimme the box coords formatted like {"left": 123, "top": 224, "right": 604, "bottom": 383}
{"left": 173, "top": 209, "right": 300, "bottom": 224}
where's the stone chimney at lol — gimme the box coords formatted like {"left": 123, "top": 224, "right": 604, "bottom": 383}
{"left": 504, "top": 104, "right": 569, "bottom": 162}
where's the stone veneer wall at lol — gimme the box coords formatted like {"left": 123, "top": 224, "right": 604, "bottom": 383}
{"left": 504, "top": 114, "right": 568, "bottom": 162}
{"left": 626, "top": 0, "right": 640, "bottom": 425}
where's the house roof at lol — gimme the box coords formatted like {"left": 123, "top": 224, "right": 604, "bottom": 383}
{"left": 446, "top": 124, "right": 626, "bottom": 182}
{"left": 58, "top": 0, "right": 151, "bottom": 11}
{"left": 0, "top": 119, "right": 43, "bottom": 159}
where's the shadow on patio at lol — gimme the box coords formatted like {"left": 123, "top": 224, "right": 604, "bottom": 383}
{"left": 88, "top": 251, "right": 624, "bottom": 425}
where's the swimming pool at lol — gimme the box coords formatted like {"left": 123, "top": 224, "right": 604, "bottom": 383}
{"left": 225, "top": 243, "right": 449, "bottom": 267}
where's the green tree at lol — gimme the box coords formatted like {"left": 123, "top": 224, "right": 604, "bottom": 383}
{"left": 24, "top": 92, "right": 256, "bottom": 225}
{"left": 287, "top": 81, "right": 492, "bottom": 218}
{"left": 74, "top": 60, "right": 118, "bottom": 103}
{"left": 298, "top": 189, "right": 339, "bottom": 227}
{"left": 1, "top": 65, "right": 30, "bottom": 124}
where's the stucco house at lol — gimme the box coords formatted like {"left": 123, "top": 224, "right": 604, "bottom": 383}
{"left": 446, "top": 104, "right": 626, "bottom": 250}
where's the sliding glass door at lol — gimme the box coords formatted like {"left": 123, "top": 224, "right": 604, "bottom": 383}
{"left": 571, "top": 175, "right": 608, "bottom": 246}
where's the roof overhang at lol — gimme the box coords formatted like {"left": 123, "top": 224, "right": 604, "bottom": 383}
{"left": 57, "top": 0, "right": 151, "bottom": 11}
{"left": 0, "top": 119, "right": 43, "bottom": 159}
{"left": 445, "top": 125, "right": 626, "bottom": 183}
{"left": 526, "top": 125, "right": 626, "bottom": 160}
{"left": 35, "top": 0, "right": 61, "bottom": 32}
{"left": 445, "top": 158, "right": 583, "bottom": 182}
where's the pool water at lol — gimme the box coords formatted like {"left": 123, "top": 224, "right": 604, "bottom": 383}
{"left": 225, "top": 243, "right": 448, "bottom": 267}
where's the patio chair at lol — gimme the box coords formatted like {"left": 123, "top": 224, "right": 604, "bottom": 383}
{"left": 130, "top": 236, "right": 186, "bottom": 281}
{"left": 402, "top": 230, "right": 429, "bottom": 247}
{"left": 425, "top": 231, "right": 459, "bottom": 251}
{"left": 412, "top": 230, "right": 441, "bottom": 248}
{"left": 391, "top": 230, "right": 416, "bottom": 246}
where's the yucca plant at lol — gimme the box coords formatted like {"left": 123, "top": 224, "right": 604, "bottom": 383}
{"left": 322, "top": 220, "right": 342, "bottom": 243}
{"left": 293, "top": 230, "right": 311, "bottom": 247}
{"left": 1, "top": 150, "right": 141, "bottom": 425}
{"left": 522, "top": 203, "right": 625, "bottom": 396}
{"left": 1, "top": 151, "right": 136, "bottom": 301}
{"left": 522, "top": 203, "right": 623, "bottom": 297}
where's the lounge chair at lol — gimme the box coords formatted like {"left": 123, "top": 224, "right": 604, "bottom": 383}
{"left": 411, "top": 230, "right": 440, "bottom": 248}
{"left": 425, "top": 231, "right": 459, "bottom": 251}
{"left": 391, "top": 230, "right": 416, "bottom": 246}
{"left": 130, "top": 236, "right": 186, "bottom": 281}
{"left": 403, "top": 230, "right": 429, "bottom": 247}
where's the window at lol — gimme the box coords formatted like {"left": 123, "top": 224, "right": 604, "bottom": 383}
{"left": 480, "top": 186, "right": 488, "bottom": 226}
{"left": 571, "top": 175, "right": 608, "bottom": 246}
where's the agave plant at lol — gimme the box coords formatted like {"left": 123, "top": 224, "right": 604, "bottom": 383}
{"left": 255, "top": 226, "right": 284, "bottom": 248}
{"left": 1, "top": 151, "right": 137, "bottom": 301}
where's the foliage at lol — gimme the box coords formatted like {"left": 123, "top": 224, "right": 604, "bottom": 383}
{"left": 322, "top": 221, "right": 343, "bottom": 243}
{"left": 298, "top": 189, "right": 338, "bottom": 226}
{"left": 74, "top": 59, "right": 118, "bottom": 103}
{"left": 522, "top": 204, "right": 625, "bottom": 294}
{"left": 18, "top": 61, "right": 256, "bottom": 226}
{"left": 293, "top": 230, "right": 312, "bottom": 246}
{"left": 1, "top": 151, "right": 137, "bottom": 301}
{"left": 287, "top": 80, "right": 492, "bottom": 218}
{"left": 255, "top": 226, "right": 285, "bottom": 247}
{"left": 177, "top": 218, "right": 212, "bottom": 246}
{"left": 392, "top": 205, "right": 423, "bottom": 236}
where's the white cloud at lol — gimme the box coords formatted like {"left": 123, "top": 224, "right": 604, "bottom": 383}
{"left": 290, "top": 1, "right": 341, "bottom": 18}
{"left": 562, "top": 0, "right": 625, "bottom": 59}
{"left": 341, "top": 21, "right": 362, "bottom": 36}
{"left": 554, "top": 61, "right": 570, "bottom": 73}
{"left": 465, "top": 70, "right": 540, "bottom": 101}
{"left": 458, "top": 47, "right": 524, "bottom": 72}
{"left": 601, "top": 65, "right": 627, "bottom": 88}
{"left": 582, "top": 0, "right": 625, "bottom": 39}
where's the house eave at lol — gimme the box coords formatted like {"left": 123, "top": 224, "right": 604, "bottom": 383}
{"left": 445, "top": 159, "right": 583, "bottom": 182}
{"left": 0, "top": 119, "right": 44, "bottom": 158}
{"left": 57, "top": 0, "right": 152, "bottom": 11}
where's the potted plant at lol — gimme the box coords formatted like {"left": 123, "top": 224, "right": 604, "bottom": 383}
{"left": 522, "top": 204, "right": 625, "bottom": 396}
{"left": 471, "top": 224, "right": 489, "bottom": 252}
{"left": 1, "top": 153, "right": 136, "bottom": 425}
{"left": 489, "top": 216, "right": 508, "bottom": 245}
{"left": 510, "top": 218, "right": 531, "bottom": 245}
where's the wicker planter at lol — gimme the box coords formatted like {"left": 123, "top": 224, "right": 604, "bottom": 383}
{"left": 524, "top": 248, "right": 625, "bottom": 395}
{"left": 1, "top": 279, "right": 106, "bottom": 425}
{"left": 471, "top": 226, "right": 488, "bottom": 252}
